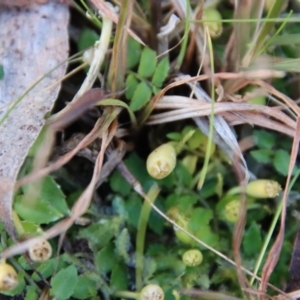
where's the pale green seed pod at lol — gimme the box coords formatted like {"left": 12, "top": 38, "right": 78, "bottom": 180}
{"left": 146, "top": 143, "right": 176, "bottom": 179}
{"left": 246, "top": 180, "right": 281, "bottom": 199}
{"left": 202, "top": 8, "right": 223, "bottom": 38}
{"left": 28, "top": 239, "right": 52, "bottom": 263}
{"left": 139, "top": 284, "right": 164, "bottom": 300}
{"left": 0, "top": 262, "right": 18, "bottom": 291}
{"left": 182, "top": 249, "right": 203, "bottom": 267}
{"left": 224, "top": 200, "right": 240, "bottom": 223}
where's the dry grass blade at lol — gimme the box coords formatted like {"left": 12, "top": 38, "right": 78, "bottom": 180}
{"left": 147, "top": 101, "right": 296, "bottom": 130}
{"left": 108, "top": 0, "right": 133, "bottom": 92}
{"left": 90, "top": 0, "right": 145, "bottom": 46}
{"left": 232, "top": 166, "right": 252, "bottom": 299}
{"left": 223, "top": 111, "right": 295, "bottom": 137}
{"left": 183, "top": 79, "right": 248, "bottom": 183}
{"left": 180, "top": 288, "right": 242, "bottom": 300}
{"left": 16, "top": 107, "right": 121, "bottom": 189}
{"left": 259, "top": 118, "right": 300, "bottom": 297}
{"left": 141, "top": 70, "right": 284, "bottom": 124}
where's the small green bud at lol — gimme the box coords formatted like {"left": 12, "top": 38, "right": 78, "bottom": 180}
{"left": 182, "top": 249, "right": 203, "bottom": 267}
{"left": 139, "top": 284, "right": 164, "bottom": 300}
{"left": 202, "top": 8, "right": 223, "bottom": 38}
{"left": 146, "top": 143, "right": 177, "bottom": 179}
{"left": 246, "top": 179, "right": 281, "bottom": 199}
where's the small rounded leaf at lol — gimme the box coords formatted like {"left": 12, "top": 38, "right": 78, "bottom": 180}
{"left": 146, "top": 143, "right": 176, "bottom": 179}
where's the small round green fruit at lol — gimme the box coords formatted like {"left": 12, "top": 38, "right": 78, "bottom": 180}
{"left": 139, "top": 284, "right": 164, "bottom": 300}
{"left": 202, "top": 8, "right": 223, "bottom": 38}
{"left": 182, "top": 249, "right": 203, "bottom": 267}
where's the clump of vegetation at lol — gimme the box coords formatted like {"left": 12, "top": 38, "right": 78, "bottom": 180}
{"left": 2, "top": 0, "right": 300, "bottom": 299}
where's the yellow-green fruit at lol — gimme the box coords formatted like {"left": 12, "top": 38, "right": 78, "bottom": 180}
{"left": 246, "top": 180, "right": 281, "bottom": 199}
{"left": 139, "top": 284, "right": 164, "bottom": 300}
{"left": 182, "top": 249, "right": 203, "bottom": 267}
{"left": 29, "top": 240, "right": 52, "bottom": 262}
{"left": 224, "top": 200, "right": 240, "bottom": 223}
{"left": 0, "top": 262, "right": 18, "bottom": 291}
{"left": 202, "top": 8, "right": 223, "bottom": 38}
{"left": 146, "top": 143, "right": 176, "bottom": 179}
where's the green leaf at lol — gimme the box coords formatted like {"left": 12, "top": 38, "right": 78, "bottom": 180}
{"left": 130, "top": 81, "right": 152, "bottom": 111}
{"left": 125, "top": 152, "right": 152, "bottom": 185}
{"left": 189, "top": 208, "right": 213, "bottom": 231}
{"left": 166, "top": 132, "right": 183, "bottom": 141}
{"left": 72, "top": 274, "right": 97, "bottom": 299}
{"left": 124, "top": 195, "right": 142, "bottom": 228}
{"left": 177, "top": 195, "right": 198, "bottom": 212}
{"left": 0, "top": 65, "right": 4, "bottom": 80}
{"left": 14, "top": 195, "right": 64, "bottom": 224}
{"left": 197, "top": 274, "right": 211, "bottom": 289}
{"left": 32, "top": 257, "right": 67, "bottom": 280}
{"left": 50, "top": 265, "right": 78, "bottom": 300}
{"left": 250, "top": 149, "right": 273, "bottom": 164}
{"left": 115, "top": 228, "right": 131, "bottom": 264}
{"left": 242, "top": 222, "right": 262, "bottom": 257}
{"left": 194, "top": 226, "right": 219, "bottom": 248}
{"left": 40, "top": 176, "right": 69, "bottom": 215}
{"left": 112, "top": 196, "right": 128, "bottom": 219}
{"left": 110, "top": 170, "right": 131, "bottom": 196}
{"left": 273, "top": 149, "right": 290, "bottom": 176}
{"left": 138, "top": 47, "right": 157, "bottom": 78}
{"left": 127, "top": 36, "right": 142, "bottom": 69}
{"left": 175, "top": 162, "right": 193, "bottom": 187}
{"left": 143, "top": 257, "right": 157, "bottom": 282}
{"left": 25, "top": 286, "right": 37, "bottom": 300}
{"left": 78, "top": 28, "right": 99, "bottom": 51}
{"left": 125, "top": 74, "right": 139, "bottom": 100}
{"left": 148, "top": 198, "right": 165, "bottom": 235}
{"left": 253, "top": 130, "right": 275, "bottom": 149}
{"left": 79, "top": 221, "right": 118, "bottom": 251}
{"left": 21, "top": 175, "right": 69, "bottom": 216}
{"left": 269, "top": 33, "right": 300, "bottom": 46}
{"left": 110, "top": 263, "right": 128, "bottom": 291}
{"left": 21, "top": 221, "right": 40, "bottom": 234}
{"left": 151, "top": 57, "right": 170, "bottom": 88}
{"left": 95, "top": 243, "right": 117, "bottom": 273}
